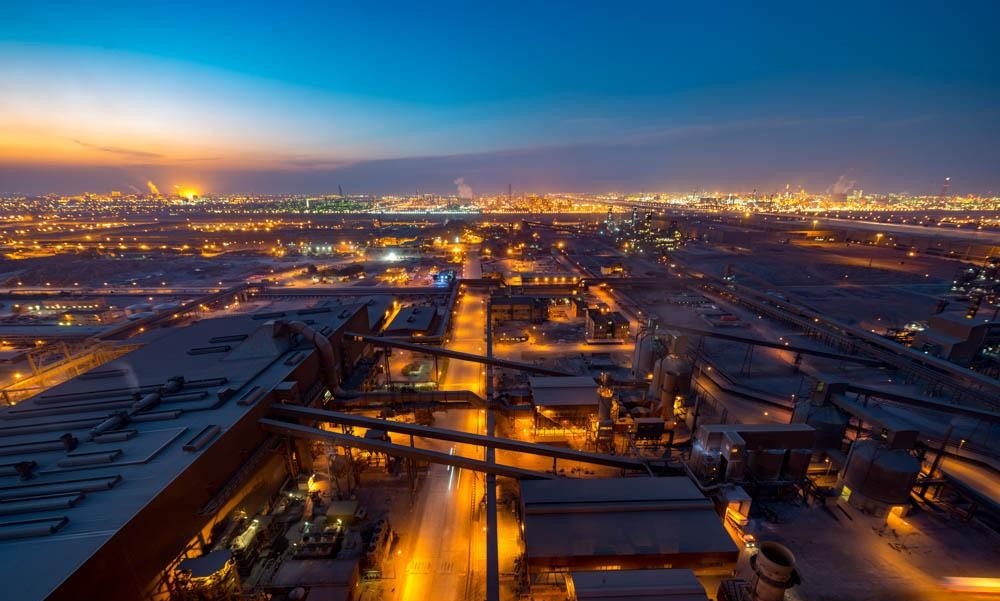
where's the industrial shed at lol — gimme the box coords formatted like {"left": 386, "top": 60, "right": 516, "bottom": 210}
{"left": 519, "top": 477, "right": 739, "bottom": 578}
{"left": 567, "top": 569, "right": 710, "bottom": 601}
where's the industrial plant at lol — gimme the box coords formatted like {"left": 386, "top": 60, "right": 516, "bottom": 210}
{"left": 0, "top": 207, "right": 995, "bottom": 601}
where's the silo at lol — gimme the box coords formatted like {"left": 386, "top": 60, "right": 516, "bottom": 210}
{"left": 792, "top": 400, "right": 848, "bottom": 451}
{"left": 633, "top": 319, "right": 661, "bottom": 378}
{"left": 597, "top": 372, "right": 614, "bottom": 422}
{"left": 840, "top": 439, "right": 920, "bottom": 517}
{"left": 649, "top": 356, "right": 666, "bottom": 398}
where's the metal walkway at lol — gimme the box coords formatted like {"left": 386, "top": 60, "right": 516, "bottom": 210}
{"left": 665, "top": 323, "right": 888, "bottom": 367}
{"left": 259, "top": 418, "right": 553, "bottom": 479}
{"left": 346, "top": 333, "right": 573, "bottom": 376}
{"left": 268, "top": 404, "right": 649, "bottom": 471}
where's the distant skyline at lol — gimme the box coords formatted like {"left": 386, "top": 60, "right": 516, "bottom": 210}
{"left": 2, "top": 1, "right": 999, "bottom": 195}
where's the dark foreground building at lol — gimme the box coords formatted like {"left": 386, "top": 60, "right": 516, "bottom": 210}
{"left": 0, "top": 307, "right": 370, "bottom": 601}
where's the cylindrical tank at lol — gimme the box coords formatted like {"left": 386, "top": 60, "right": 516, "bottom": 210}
{"left": 793, "top": 401, "right": 848, "bottom": 451}
{"left": 662, "top": 371, "right": 679, "bottom": 398}
{"left": 750, "top": 542, "right": 799, "bottom": 601}
{"left": 749, "top": 449, "right": 785, "bottom": 481}
{"left": 649, "top": 357, "right": 666, "bottom": 398}
{"left": 783, "top": 449, "right": 812, "bottom": 481}
{"left": 841, "top": 439, "right": 920, "bottom": 516}
{"left": 633, "top": 333, "right": 656, "bottom": 377}
{"left": 598, "top": 372, "right": 613, "bottom": 421}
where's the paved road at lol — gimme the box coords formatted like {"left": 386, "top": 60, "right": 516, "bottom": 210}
{"left": 395, "top": 256, "right": 489, "bottom": 601}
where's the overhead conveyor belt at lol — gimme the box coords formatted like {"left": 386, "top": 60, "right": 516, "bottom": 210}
{"left": 663, "top": 324, "right": 888, "bottom": 367}
{"left": 269, "top": 404, "right": 650, "bottom": 471}
{"left": 259, "top": 418, "right": 553, "bottom": 480}
{"left": 346, "top": 332, "right": 573, "bottom": 376}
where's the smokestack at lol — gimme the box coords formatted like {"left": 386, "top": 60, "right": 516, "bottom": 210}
{"left": 749, "top": 542, "right": 800, "bottom": 601}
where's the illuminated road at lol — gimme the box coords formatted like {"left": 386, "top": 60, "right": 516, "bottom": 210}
{"left": 395, "top": 253, "right": 488, "bottom": 601}
{"left": 395, "top": 410, "right": 485, "bottom": 601}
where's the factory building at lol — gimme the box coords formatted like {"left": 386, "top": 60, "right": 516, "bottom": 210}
{"left": 490, "top": 295, "right": 549, "bottom": 324}
{"left": 528, "top": 376, "right": 604, "bottom": 430}
{"left": 689, "top": 424, "right": 816, "bottom": 486}
{"left": 382, "top": 304, "right": 440, "bottom": 337}
{"left": 519, "top": 477, "right": 739, "bottom": 583}
{"left": 566, "top": 569, "right": 709, "bottom": 601}
{"left": 511, "top": 272, "right": 580, "bottom": 286}
{"left": 912, "top": 310, "right": 1000, "bottom": 365}
{"left": 0, "top": 306, "right": 371, "bottom": 601}
{"left": 585, "top": 308, "right": 630, "bottom": 341}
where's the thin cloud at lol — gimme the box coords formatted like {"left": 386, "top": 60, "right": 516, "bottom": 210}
{"left": 73, "top": 139, "right": 163, "bottom": 160}
{"left": 279, "top": 156, "right": 359, "bottom": 170}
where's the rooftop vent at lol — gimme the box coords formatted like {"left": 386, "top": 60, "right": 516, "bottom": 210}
{"left": 0, "top": 516, "right": 70, "bottom": 540}
{"left": 183, "top": 425, "right": 221, "bottom": 452}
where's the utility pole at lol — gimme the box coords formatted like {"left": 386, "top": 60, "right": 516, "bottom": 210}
{"left": 484, "top": 296, "right": 499, "bottom": 601}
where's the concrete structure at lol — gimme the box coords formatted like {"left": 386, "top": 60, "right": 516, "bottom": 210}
{"left": 0, "top": 306, "right": 371, "bottom": 601}
{"left": 519, "top": 477, "right": 739, "bottom": 579}
{"left": 567, "top": 569, "right": 709, "bottom": 601}
{"left": 912, "top": 310, "right": 1000, "bottom": 365}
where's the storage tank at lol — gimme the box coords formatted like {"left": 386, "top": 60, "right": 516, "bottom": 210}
{"left": 840, "top": 439, "right": 920, "bottom": 517}
{"left": 792, "top": 400, "right": 848, "bottom": 451}
{"left": 597, "top": 372, "right": 614, "bottom": 422}
{"left": 632, "top": 319, "right": 661, "bottom": 377}
{"left": 782, "top": 449, "right": 812, "bottom": 481}
{"left": 649, "top": 357, "right": 665, "bottom": 398}
{"left": 657, "top": 357, "right": 692, "bottom": 398}
{"left": 749, "top": 449, "right": 785, "bottom": 481}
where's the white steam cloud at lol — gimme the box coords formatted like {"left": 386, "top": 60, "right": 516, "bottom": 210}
{"left": 453, "top": 177, "right": 473, "bottom": 199}
{"left": 829, "top": 174, "right": 856, "bottom": 194}
{"left": 146, "top": 180, "right": 161, "bottom": 196}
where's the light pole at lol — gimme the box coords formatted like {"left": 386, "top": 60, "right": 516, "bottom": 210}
{"left": 868, "top": 233, "right": 883, "bottom": 268}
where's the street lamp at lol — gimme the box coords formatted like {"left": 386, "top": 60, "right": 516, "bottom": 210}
{"left": 824, "top": 457, "right": 832, "bottom": 476}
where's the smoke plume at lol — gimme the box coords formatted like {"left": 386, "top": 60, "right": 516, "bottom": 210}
{"left": 146, "top": 180, "right": 161, "bottom": 196}
{"left": 829, "top": 174, "right": 856, "bottom": 194}
{"left": 453, "top": 177, "right": 473, "bottom": 199}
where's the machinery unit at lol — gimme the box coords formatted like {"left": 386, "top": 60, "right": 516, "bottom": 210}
{"left": 690, "top": 424, "right": 816, "bottom": 487}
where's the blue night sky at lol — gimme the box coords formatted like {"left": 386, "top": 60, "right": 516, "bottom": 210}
{"left": 1, "top": 1, "right": 999, "bottom": 195}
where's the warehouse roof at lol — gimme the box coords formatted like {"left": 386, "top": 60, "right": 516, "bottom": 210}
{"left": 520, "top": 477, "right": 737, "bottom": 568}
{"left": 0, "top": 306, "right": 365, "bottom": 601}
{"left": 384, "top": 305, "right": 437, "bottom": 334}
{"left": 568, "top": 569, "right": 709, "bottom": 601}
{"left": 528, "top": 376, "right": 598, "bottom": 408}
